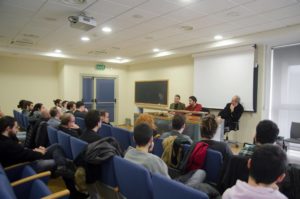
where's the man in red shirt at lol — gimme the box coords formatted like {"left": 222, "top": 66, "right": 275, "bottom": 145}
{"left": 185, "top": 96, "right": 202, "bottom": 115}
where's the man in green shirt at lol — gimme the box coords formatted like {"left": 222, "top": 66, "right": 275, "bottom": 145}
{"left": 169, "top": 94, "right": 185, "bottom": 113}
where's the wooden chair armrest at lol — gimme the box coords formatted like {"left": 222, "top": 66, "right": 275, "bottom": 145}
{"left": 11, "top": 171, "right": 51, "bottom": 187}
{"left": 41, "top": 189, "right": 70, "bottom": 199}
{"left": 4, "top": 162, "right": 31, "bottom": 171}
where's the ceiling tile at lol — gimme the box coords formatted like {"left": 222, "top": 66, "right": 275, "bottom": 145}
{"left": 86, "top": 0, "right": 131, "bottom": 17}
{"left": 213, "top": 5, "right": 255, "bottom": 22}
{"left": 137, "top": 0, "right": 181, "bottom": 15}
{"left": 262, "top": 4, "right": 300, "bottom": 20}
{"left": 0, "top": 0, "right": 47, "bottom": 12}
{"left": 110, "top": 0, "right": 148, "bottom": 7}
{"left": 165, "top": 7, "right": 207, "bottom": 23}
{"left": 243, "top": 0, "right": 298, "bottom": 14}
{"left": 187, "top": 0, "right": 237, "bottom": 14}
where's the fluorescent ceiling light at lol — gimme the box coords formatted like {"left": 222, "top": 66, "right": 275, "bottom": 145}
{"left": 154, "top": 51, "right": 173, "bottom": 57}
{"left": 106, "top": 58, "right": 130, "bottom": 64}
{"left": 210, "top": 39, "right": 240, "bottom": 48}
{"left": 102, "top": 27, "right": 112, "bottom": 33}
{"left": 116, "top": 57, "right": 122, "bottom": 60}
{"left": 54, "top": 49, "right": 62, "bottom": 53}
{"left": 214, "top": 35, "right": 223, "bottom": 40}
{"left": 153, "top": 48, "right": 160, "bottom": 52}
{"left": 81, "top": 36, "right": 90, "bottom": 41}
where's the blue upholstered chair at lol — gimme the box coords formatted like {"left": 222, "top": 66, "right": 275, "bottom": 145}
{"left": 57, "top": 130, "right": 73, "bottom": 159}
{"left": 98, "top": 123, "right": 113, "bottom": 137}
{"left": 203, "top": 149, "right": 223, "bottom": 184}
{"left": 70, "top": 136, "right": 88, "bottom": 159}
{"left": 111, "top": 127, "right": 133, "bottom": 151}
{"left": 75, "top": 117, "right": 86, "bottom": 131}
{"left": 152, "top": 173, "right": 208, "bottom": 199}
{"left": 47, "top": 126, "right": 58, "bottom": 145}
{"left": 152, "top": 138, "right": 163, "bottom": 157}
{"left": 113, "top": 156, "right": 153, "bottom": 199}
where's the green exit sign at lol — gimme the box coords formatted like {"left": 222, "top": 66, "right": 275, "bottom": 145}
{"left": 96, "top": 64, "right": 105, "bottom": 70}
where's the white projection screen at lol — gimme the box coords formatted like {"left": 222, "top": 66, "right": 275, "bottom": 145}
{"left": 193, "top": 46, "right": 257, "bottom": 111}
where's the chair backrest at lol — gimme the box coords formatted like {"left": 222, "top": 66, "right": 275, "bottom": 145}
{"left": 47, "top": 126, "right": 58, "bottom": 145}
{"left": 0, "top": 173, "right": 16, "bottom": 199}
{"left": 28, "top": 179, "right": 52, "bottom": 199}
{"left": 98, "top": 156, "right": 118, "bottom": 188}
{"left": 98, "top": 123, "right": 113, "bottom": 137}
{"left": 57, "top": 130, "right": 73, "bottom": 159}
{"left": 203, "top": 149, "right": 223, "bottom": 184}
{"left": 113, "top": 156, "right": 153, "bottom": 199}
{"left": 152, "top": 138, "right": 164, "bottom": 157}
{"left": 22, "top": 115, "right": 29, "bottom": 129}
{"left": 70, "top": 136, "right": 88, "bottom": 159}
{"left": 152, "top": 173, "right": 208, "bottom": 199}
{"left": 291, "top": 122, "right": 300, "bottom": 139}
{"left": 75, "top": 117, "right": 86, "bottom": 131}
{"left": 111, "top": 127, "right": 133, "bottom": 151}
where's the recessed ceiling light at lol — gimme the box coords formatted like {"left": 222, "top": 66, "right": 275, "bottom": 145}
{"left": 153, "top": 48, "right": 160, "bottom": 52}
{"left": 81, "top": 36, "right": 90, "bottom": 41}
{"left": 214, "top": 35, "right": 223, "bottom": 40}
{"left": 155, "top": 51, "right": 173, "bottom": 57}
{"left": 102, "top": 27, "right": 112, "bottom": 33}
{"left": 54, "top": 49, "right": 62, "bottom": 53}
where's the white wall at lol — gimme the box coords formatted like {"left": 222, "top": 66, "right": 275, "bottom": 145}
{"left": 0, "top": 55, "right": 59, "bottom": 116}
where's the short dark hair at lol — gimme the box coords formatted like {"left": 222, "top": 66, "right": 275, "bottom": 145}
{"left": 29, "top": 103, "right": 43, "bottom": 116}
{"left": 134, "top": 123, "right": 153, "bottom": 146}
{"left": 85, "top": 110, "right": 100, "bottom": 130}
{"left": 62, "top": 100, "right": 68, "bottom": 106}
{"left": 76, "top": 101, "right": 84, "bottom": 109}
{"left": 189, "top": 96, "right": 197, "bottom": 102}
{"left": 200, "top": 114, "right": 218, "bottom": 139}
{"left": 49, "top": 107, "right": 58, "bottom": 117}
{"left": 250, "top": 144, "right": 287, "bottom": 184}
{"left": 256, "top": 120, "right": 279, "bottom": 144}
{"left": 53, "top": 99, "right": 61, "bottom": 106}
{"left": 172, "top": 115, "right": 185, "bottom": 130}
{"left": 17, "top": 100, "right": 26, "bottom": 109}
{"left": 67, "top": 101, "right": 75, "bottom": 110}
{"left": 175, "top": 94, "right": 180, "bottom": 99}
{"left": 0, "top": 116, "right": 15, "bottom": 133}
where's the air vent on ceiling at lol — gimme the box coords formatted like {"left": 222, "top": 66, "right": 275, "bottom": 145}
{"left": 11, "top": 39, "right": 34, "bottom": 46}
{"left": 88, "top": 50, "right": 107, "bottom": 55}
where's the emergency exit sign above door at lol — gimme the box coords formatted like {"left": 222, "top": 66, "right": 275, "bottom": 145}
{"left": 96, "top": 64, "right": 105, "bottom": 70}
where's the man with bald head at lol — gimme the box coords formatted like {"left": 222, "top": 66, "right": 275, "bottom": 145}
{"left": 219, "top": 95, "right": 244, "bottom": 131}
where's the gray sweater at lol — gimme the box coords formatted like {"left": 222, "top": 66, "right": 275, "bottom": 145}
{"left": 124, "top": 147, "right": 170, "bottom": 178}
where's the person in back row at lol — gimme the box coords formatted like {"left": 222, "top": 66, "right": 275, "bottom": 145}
{"left": 160, "top": 114, "right": 193, "bottom": 144}
{"left": 74, "top": 101, "right": 87, "bottom": 118}
{"left": 80, "top": 110, "right": 102, "bottom": 143}
{"left": 200, "top": 114, "right": 232, "bottom": 162}
{"left": 100, "top": 111, "right": 112, "bottom": 126}
{"left": 58, "top": 113, "right": 81, "bottom": 137}
{"left": 28, "top": 103, "right": 46, "bottom": 123}
{"left": 185, "top": 96, "right": 202, "bottom": 115}
{"left": 47, "top": 107, "right": 62, "bottom": 128}
{"left": 223, "top": 144, "right": 288, "bottom": 199}
{"left": 66, "top": 101, "right": 76, "bottom": 114}
{"left": 125, "top": 123, "right": 170, "bottom": 178}
{"left": 239, "top": 120, "right": 279, "bottom": 157}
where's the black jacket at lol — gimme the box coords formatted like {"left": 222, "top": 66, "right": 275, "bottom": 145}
{"left": 74, "top": 110, "right": 86, "bottom": 119}
{"left": 59, "top": 125, "right": 81, "bottom": 138}
{"left": 219, "top": 103, "right": 244, "bottom": 130}
{"left": 0, "top": 134, "right": 43, "bottom": 167}
{"left": 79, "top": 129, "right": 102, "bottom": 144}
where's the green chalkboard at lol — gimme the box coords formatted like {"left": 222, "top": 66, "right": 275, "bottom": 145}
{"left": 135, "top": 80, "right": 168, "bottom": 105}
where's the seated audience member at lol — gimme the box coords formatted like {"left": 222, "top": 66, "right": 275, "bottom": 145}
{"left": 160, "top": 114, "right": 193, "bottom": 144}
{"left": 21, "top": 100, "right": 33, "bottom": 116}
{"left": 80, "top": 110, "right": 102, "bottom": 143}
{"left": 0, "top": 116, "right": 71, "bottom": 173}
{"left": 169, "top": 94, "right": 185, "bottom": 112}
{"left": 125, "top": 123, "right": 170, "bottom": 178}
{"left": 47, "top": 107, "right": 62, "bottom": 128}
{"left": 66, "top": 101, "right": 76, "bottom": 114}
{"left": 223, "top": 144, "right": 288, "bottom": 199}
{"left": 17, "top": 99, "right": 26, "bottom": 111}
{"left": 61, "top": 100, "right": 68, "bottom": 113}
{"left": 135, "top": 113, "right": 159, "bottom": 137}
{"left": 185, "top": 96, "right": 202, "bottom": 115}
{"left": 100, "top": 111, "right": 112, "bottom": 126}
{"left": 219, "top": 95, "right": 244, "bottom": 131}
{"left": 200, "top": 114, "right": 232, "bottom": 162}
{"left": 74, "top": 101, "right": 87, "bottom": 118}
{"left": 53, "top": 99, "right": 62, "bottom": 108}
{"left": 239, "top": 120, "right": 279, "bottom": 157}
{"left": 28, "top": 103, "right": 46, "bottom": 123}
{"left": 58, "top": 113, "right": 81, "bottom": 137}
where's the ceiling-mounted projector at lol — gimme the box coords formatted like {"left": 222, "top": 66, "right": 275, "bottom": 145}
{"left": 68, "top": 15, "right": 97, "bottom": 31}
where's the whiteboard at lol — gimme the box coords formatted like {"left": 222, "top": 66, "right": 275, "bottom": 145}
{"left": 193, "top": 46, "right": 255, "bottom": 111}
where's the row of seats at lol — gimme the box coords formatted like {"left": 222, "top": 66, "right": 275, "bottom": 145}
{"left": 47, "top": 127, "right": 209, "bottom": 199}
{"left": 0, "top": 163, "right": 69, "bottom": 199}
